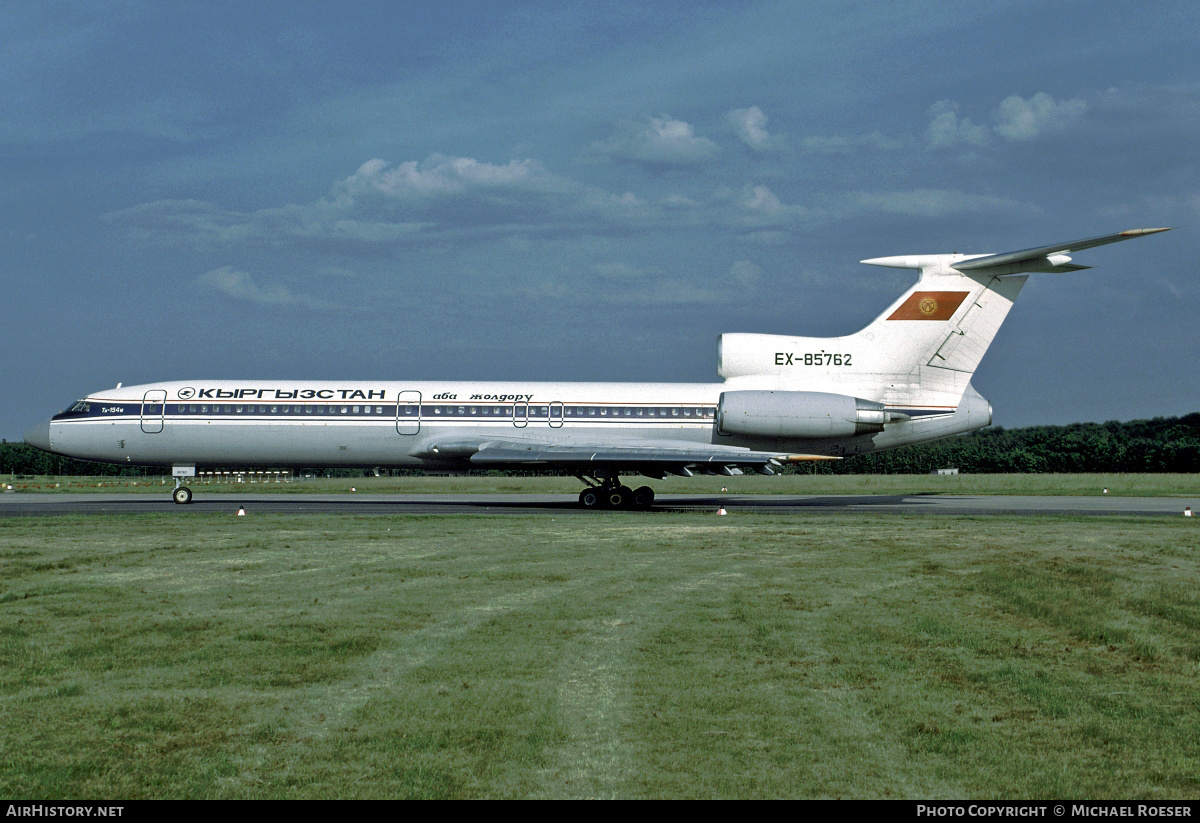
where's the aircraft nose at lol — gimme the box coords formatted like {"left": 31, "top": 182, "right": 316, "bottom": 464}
{"left": 23, "top": 420, "right": 52, "bottom": 452}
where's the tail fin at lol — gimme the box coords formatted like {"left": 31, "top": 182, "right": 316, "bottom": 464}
{"left": 718, "top": 228, "right": 1170, "bottom": 413}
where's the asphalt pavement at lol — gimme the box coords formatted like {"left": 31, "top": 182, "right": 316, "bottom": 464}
{"left": 2, "top": 491, "right": 1198, "bottom": 517}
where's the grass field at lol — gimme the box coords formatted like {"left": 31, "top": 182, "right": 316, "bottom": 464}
{"left": 2, "top": 511, "right": 1198, "bottom": 798}
{"left": 7, "top": 472, "right": 1200, "bottom": 496}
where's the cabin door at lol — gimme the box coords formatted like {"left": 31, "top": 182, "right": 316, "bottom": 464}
{"left": 396, "top": 391, "right": 421, "bottom": 435}
{"left": 141, "top": 390, "right": 166, "bottom": 433}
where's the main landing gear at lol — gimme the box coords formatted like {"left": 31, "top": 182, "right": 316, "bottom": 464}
{"left": 576, "top": 474, "right": 655, "bottom": 510}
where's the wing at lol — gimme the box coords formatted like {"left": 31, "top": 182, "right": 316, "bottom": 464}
{"left": 414, "top": 436, "right": 835, "bottom": 478}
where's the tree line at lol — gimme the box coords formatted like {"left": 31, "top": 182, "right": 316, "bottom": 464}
{"left": 823, "top": 412, "right": 1200, "bottom": 475}
{"left": 3, "top": 412, "right": 1198, "bottom": 477}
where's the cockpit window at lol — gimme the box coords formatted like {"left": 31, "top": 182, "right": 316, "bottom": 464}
{"left": 68, "top": 400, "right": 90, "bottom": 413}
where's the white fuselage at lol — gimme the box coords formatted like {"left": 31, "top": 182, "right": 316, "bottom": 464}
{"left": 28, "top": 378, "right": 990, "bottom": 471}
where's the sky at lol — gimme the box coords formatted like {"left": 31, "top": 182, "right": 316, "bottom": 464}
{"left": 2, "top": 0, "right": 1197, "bottom": 439}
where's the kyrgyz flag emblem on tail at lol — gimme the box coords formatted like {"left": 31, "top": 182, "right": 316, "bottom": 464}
{"left": 887, "top": 291, "right": 969, "bottom": 321}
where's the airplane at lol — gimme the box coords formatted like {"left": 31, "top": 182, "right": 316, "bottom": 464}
{"left": 23, "top": 227, "right": 1169, "bottom": 509}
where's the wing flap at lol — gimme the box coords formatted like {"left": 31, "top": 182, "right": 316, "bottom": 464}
{"left": 468, "top": 442, "right": 785, "bottom": 475}
{"left": 416, "top": 435, "right": 799, "bottom": 475}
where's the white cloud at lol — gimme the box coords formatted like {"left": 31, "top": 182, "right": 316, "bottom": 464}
{"left": 197, "top": 267, "right": 332, "bottom": 309}
{"left": 732, "top": 184, "right": 815, "bottom": 228}
{"left": 111, "top": 149, "right": 1032, "bottom": 261}
{"left": 725, "top": 106, "right": 785, "bottom": 152}
{"left": 740, "top": 230, "right": 790, "bottom": 245}
{"left": 927, "top": 93, "right": 1088, "bottom": 150}
{"left": 842, "top": 189, "right": 1032, "bottom": 217}
{"left": 584, "top": 115, "right": 719, "bottom": 166}
{"left": 104, "top": 197, "right": 428, "bottom": 244}
{"left": 333, "top": 155, "right": 573, "bottom": 201}
{"left": 994, "top": 92, "right": 1087, "bottom": 140}
{"left": 742, "top": 184, "right": 786, "bottom": 214}
{"left": 106, "top": 154, "right": 590, "bottom": 246}
{"left": 799, "top": 132, "right": 900, "bottom": 153}
{"left": 729, "top": 260, "right": 761, "bottom": 287}
{"left": 592, "top": 261, "right": 663, "bottom": 280}
{"left": 926, "top": 100, "right": 989, "bottom": 149}
{"left": 102, "top": 199, "right": 257, "bottom": 244}
{"left": 660, "top": 193, "right": 702, "bottom": 209}
{"left": 585, "top": 260, "right": 723, "bottom": 304}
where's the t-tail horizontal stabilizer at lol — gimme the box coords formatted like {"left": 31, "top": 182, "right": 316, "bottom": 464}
{"left": 861, "top": 227, "right": 1170, "bottom": 277}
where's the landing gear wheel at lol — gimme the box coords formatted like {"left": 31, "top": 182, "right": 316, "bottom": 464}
{"left": 631, "top": 486, "right": 655, "bottom": 510}
{"left": 604, "top": 487, "right": 627, "bottom": 509}
{"left": 172, "top": 485, "right": 193, "bottom": 505}
{"left": 576, "top": 476, "right": 656, "bottom": 510}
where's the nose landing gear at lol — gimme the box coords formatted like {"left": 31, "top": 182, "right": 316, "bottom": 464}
{"left": 172, "top": 480, "right": 193, "bottom": 504}
{"left": 171, "top": 465, "right": 196, "bottom": 504}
